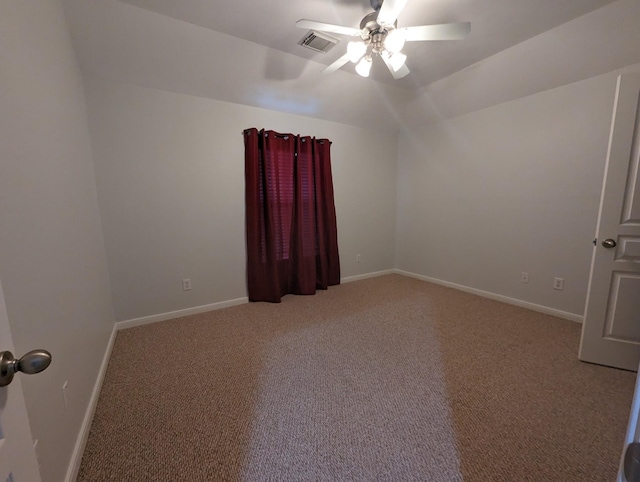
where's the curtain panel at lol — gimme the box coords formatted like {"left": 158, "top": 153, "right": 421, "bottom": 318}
{"left": 244, "top": 128, "right": 340, "bottom": 302}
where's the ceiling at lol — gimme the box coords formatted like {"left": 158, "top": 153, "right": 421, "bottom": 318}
{"left": 61, "top": 0, "right": 639, "bottom": 131}
{"left": 114, "top": 0, "right": 617, "bottom": 90}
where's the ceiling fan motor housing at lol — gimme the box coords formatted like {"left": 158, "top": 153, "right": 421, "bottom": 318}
{"left": 359, "top": 11, "right": 397, "bottom": 52}
{"left": 360, "top": 11, "right": 379, "bottom": 33}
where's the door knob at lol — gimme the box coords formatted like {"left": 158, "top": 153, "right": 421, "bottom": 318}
{"left": 624, "top": 442, "right": 640, "bottom": 481}
{"left": 0, "top": 349, "right": 52, "bottom": 387}
{"left": 602, "top": 238, "right": 617, "bottom": 248}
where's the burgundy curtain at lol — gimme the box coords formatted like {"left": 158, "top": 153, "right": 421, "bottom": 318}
{"left": 244, "top": 128, "right": 340, "bottom": 302}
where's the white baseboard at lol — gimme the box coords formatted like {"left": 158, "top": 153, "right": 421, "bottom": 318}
{"left": 65, "top": 325, "right": 118, "bottom": 482}
{"left": 118, "top": 273, "right": 397, "bottom": 331}
{"left": 394, "top": 269, "right": 584, "bottom": 323}
{"left": 341, "top": 269, "right": 395, "bottom": 284}
{"left": 115, "top": 297, "right": 249, "bottom": 331}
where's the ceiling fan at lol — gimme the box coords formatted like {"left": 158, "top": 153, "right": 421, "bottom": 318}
{"left": 296, "top": 0, "right": 470, "bottom": 79}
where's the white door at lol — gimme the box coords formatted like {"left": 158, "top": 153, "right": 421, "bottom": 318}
{"left": 0, "top": 277, "right": 41, "bottom": 482}
{"left": 579, "top": 73, "right": 640, "bottom": 371}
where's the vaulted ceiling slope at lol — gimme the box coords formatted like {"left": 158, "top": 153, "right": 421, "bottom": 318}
{"left": 107, "top": 0, "right": 618, "bottom": 89}
{"left": 62, "top": 0, "right": 640, "bottom": 130}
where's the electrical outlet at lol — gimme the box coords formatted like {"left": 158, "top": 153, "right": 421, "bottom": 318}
{"left": 62, "top": 381, "right": 68, "bottom": 411}
{"left": 356, "top": 254, "right": 361, "bottom": 263}
{"left": 521, "top": 272, "right": 529, "bottom": 283}
{"left": 182, "top": 278, "right": 192, "bottom": 291}
{"left": 553, "top": 277, "right": 564, "bottom": 290}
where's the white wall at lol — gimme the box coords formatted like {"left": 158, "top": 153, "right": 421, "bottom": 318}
{"left": 0, "top": 2, "right": 115, "bottom": 482}
{"left": 85, "top": 76, "right": 398, "bottom": 321}
{"left": 395, "top": 68, "right": 639, "bottom": 316}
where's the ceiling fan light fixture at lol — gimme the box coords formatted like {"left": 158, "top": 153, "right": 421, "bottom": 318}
{"left": 384, "top": 28, "right": 406, "bottom": 53}
{"left": 347, "top": 41, "right": 367, "bottom": 63}
{"left": 389, "top": 52, "right": 407, "bottom": 72}
{"left": 355, "top": 56, "right": 372, "bottom": 77}
{"left": 297, "top": 2, "right": 471, "bottom": 81}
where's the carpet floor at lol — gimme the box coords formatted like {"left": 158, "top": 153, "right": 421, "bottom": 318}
{"left": 77, "top": 274, "right": 636, "bottom": 481}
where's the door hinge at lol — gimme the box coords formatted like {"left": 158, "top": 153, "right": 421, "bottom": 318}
{"left": 593, "top": 238, "right": 597, "bottom": 246}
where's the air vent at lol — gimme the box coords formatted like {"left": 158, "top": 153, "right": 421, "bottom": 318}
{"left": 298, "top": 31, "right": 339, "bottom": 53}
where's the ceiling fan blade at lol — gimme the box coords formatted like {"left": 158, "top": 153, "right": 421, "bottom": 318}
{"left": 296, "top": 19, "right": 360, "bottom": 37}
{"left": 381, "top": 55, "right": 410, "bottom": 80}
{"left": 376, "top": 0, "right": 409, "bottom": 27}
{"left": 393, "top": 63, "right": 410, "bottom": 79}
{"left": 401, "top": 22, "right": 471, "bottom": 41}
{"left": 322, "top": 52, "right": 351, "bottom": 74}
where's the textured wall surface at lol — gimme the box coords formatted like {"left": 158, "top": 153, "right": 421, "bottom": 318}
{"left": 396, "top": 69, "right": 633, "bottom": 316}
{"left": 0, "top": 2, "right": 115, "bottom": 481}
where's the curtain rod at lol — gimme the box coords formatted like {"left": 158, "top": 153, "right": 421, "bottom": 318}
{"left": 242, "top": 130, "right": 329, "bottom": 144}
{"left": 241, "top": 130, "right": 288, "bottom": 137}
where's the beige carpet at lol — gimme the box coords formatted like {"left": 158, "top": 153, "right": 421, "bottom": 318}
{"left": 77, "top": 274, "right": 636, "bottom": 481}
